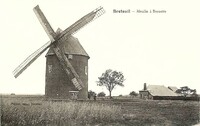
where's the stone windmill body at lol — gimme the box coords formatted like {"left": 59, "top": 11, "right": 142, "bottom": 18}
{"left": 13, "top": 5, "right": 105, "bottom": 99}
{"left": 45, "top": 33, "right": 89, "bottom": 99}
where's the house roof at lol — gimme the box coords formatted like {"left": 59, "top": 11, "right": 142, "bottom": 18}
{"left": 46, "top": 29, "right": 89, "bottom": 58}
{"left": 168, "top": 86, "right": 178, "bottom": 92}
{"left": 147, "top": 85, "right": 178, "bottom": 96}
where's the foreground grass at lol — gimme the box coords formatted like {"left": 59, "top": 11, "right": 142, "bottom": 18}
{"left": 2, "top": 100, "right": 122, "bottom": 126}
{"left": 119, "top": 100, "right": 200, "bottom": 126}
{"left": 1, "top": 95, "right": 199, "bottom": 126}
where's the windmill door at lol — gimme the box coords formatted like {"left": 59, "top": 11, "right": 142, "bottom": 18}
{"left": 69, "top": 91, "right": 79, "bottom": 100}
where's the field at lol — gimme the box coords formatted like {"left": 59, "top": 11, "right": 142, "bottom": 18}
{"left": 0, "top": 95, "right": 199, "bottom": 126}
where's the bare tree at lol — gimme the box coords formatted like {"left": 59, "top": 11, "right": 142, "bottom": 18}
{"left": 97, "top": 69, "right": 125, "bottom": 98}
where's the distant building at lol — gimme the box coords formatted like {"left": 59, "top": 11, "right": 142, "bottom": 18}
{"left": 139, "top": 83, "right": 178, "bottom": 100}
{"left": 139, "top": 83, "right": 199, "bottom": 100}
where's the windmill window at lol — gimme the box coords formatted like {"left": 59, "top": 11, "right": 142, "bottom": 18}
{"left": 85, "top": 66, "right": 88, "bottom": 75}
{"left": 68, "top": 55, "right": 73, "bottom": 59}
{"left": 48, "top": 65, "right": 53, "bottom": 73}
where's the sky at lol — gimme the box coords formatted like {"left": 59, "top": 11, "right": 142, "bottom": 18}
{"left": 0, "top": 0, "right": 200, "bottom": 96}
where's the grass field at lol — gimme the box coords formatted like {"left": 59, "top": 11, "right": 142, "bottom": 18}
{"left": 0, "top": 95, "right": 199, "bottom": 126}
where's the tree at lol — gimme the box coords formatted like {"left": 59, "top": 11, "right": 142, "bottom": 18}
{"left": 97, "top": 69, "right": 125, "bottom": 98}
{"left": 176, "top": 86, "right": 197, "bottom": 97}
{"left": 97, "top": 92, "right": 106, "bottom": 97}
{"left": 129, "top": 91, "right": 138, "bottom": 97}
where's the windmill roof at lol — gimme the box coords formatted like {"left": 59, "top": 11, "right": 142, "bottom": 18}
{"left": 46, "top": 35, "right": 89, "bottom": 58}
{"left": 147, "top": 85, "right": 178, "bottom": 96}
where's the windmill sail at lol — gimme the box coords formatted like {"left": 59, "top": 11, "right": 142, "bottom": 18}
{"left": 34, "top": 5, "right": 105, "bottom": 43}
{"left": 13, "top": 41, "right": 51, "bottom": 78}
{"left": 33, "top": 5, "right": 56, "bottom": 42}
{"left": 13, "top": 5, "right": 105, "bottom": 90}
{"left": 57, "top": 6, "right": 105, "bottom": 39}
{"left": 52, "top": 44, "right": 83, "bottom": 90}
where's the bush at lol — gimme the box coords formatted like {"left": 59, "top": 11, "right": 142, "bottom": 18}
{"left": 129, "top": 91, "right": 138, "bottom": 97}
{"left": 97, "top": 92, "right": 106, "bottom": 97}
{"left": 88, "top": 90, "right": 96, "bottom": 97}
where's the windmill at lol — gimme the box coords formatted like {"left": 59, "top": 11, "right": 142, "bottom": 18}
{"left": 13, "top": 5, "right": 105, "bottom": 99}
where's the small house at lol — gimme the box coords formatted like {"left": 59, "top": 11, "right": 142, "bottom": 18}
{"left": 139, "top": 83, "right": 178, "bottom": 100}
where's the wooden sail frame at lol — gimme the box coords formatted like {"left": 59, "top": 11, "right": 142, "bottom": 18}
{"left": 13, "top": 5, "right": 105, "bottom": 90}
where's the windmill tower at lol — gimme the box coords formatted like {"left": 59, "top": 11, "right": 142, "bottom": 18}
{"left": 13, "top": 5, "right": 105, "bottom": 99}
{"left": 45, "top": 32, "right": 90, "bottom": 99}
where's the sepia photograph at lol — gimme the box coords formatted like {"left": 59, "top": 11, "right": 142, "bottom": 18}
{"left": 0, "top": 0, "right": 200, "bottom": 125}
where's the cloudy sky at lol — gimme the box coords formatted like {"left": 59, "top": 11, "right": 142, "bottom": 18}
{"left": 0, "top": 0, "right": 200, "bottom": 96}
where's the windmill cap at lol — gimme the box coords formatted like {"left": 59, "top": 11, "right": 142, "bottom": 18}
{"left": 46, "top": 29, "right": 89, "bottom": 58}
